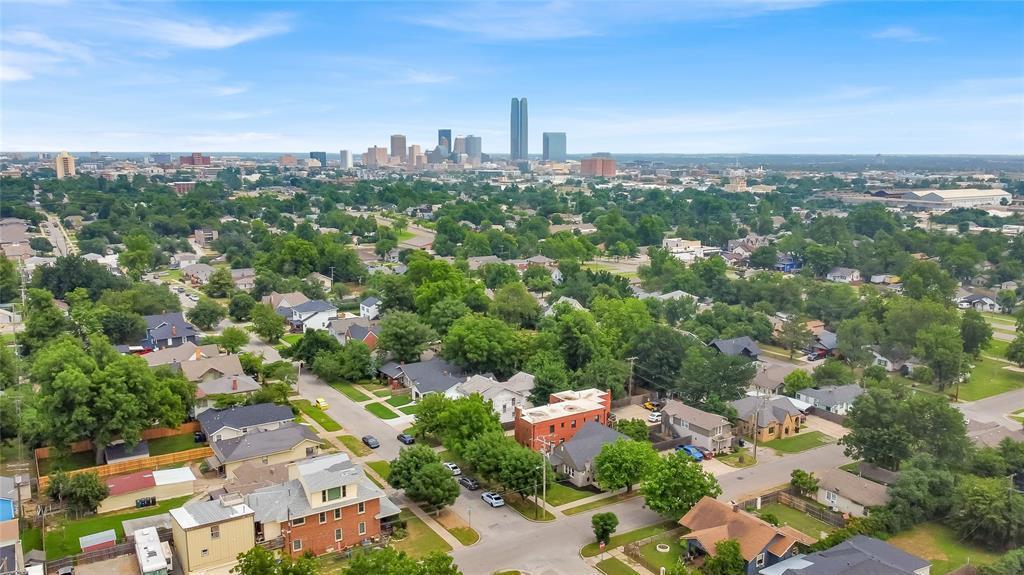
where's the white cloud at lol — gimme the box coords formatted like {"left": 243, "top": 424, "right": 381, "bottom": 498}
{"left": 0, "top": 63, "right": 33, "bottom": 82}
{"left": 213, "top": 85, "right": 249, "bottom": 96}
{"left": 3, "top": 30, "right": 93, "bottom": 62}
{"left": 120, "top": 14, "right": 292, "bottom": 49}
{"left": 871, "top": 26, "right": 935, "bottom": 43}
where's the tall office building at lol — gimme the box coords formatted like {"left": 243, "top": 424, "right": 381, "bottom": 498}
{"left": 364, "top": 146, "right": 388, "bottom": 168}
{"left": 55, "top": 151, "right": 76, "bottom": 179}
{"left": 179, "top": 152, "right": 211, "bottom": 166}
{"left": 510, "top": 97, "right": 528, "bottom": 160}
{"left": 437, "top": 129, "right": 452, "bottom": 156}
{"left": 581, "top": 157, "right": 616, "bottom": 177}
{"left": 309, "top": 151, "right": 327, "bottom": 167}
{"left": 453, "top": 136, "right": 466, "bottom": 155}
{"left": 339, "top": 150, "right": 353, "bottom": 169}
{"left": 542, "top": 132, "right": 567, "bottom": 162}
{"left": 465, "top": 135, "right": 482, "bottom": 159}
{"left": 390, "top": 135, "right": 407, "bottom": 161}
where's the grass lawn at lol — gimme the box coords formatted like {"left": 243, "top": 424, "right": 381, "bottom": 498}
{"left": 1010, "top": 408, "right": 1024, "bottom": 424}
{"left": 330, "top": 383, "right": 372, "bottom": 402}
{"left": 391, "top": 510, "right": 452, "bottom": 558}
{"left": 147, "top": 433, "right": 204, "bottom": 456}
{"left": 889, "top": 522, "right": 1001, "bottom": 575}
{"left": 505, "top": 494, "right": 555, "bottom": 522}
{"left": 281, "top": 333, "right": 302, "bottom": 346}
{"left": 396, "top": 230, "right": 416, "bottom": 242}
{"left": 840, "top": 461, "right": 860, "bottom": 473}
{"left": 755, "top": 503, "right": 834, "bottom": 538}
{"left": 365, "top": 402, "right": 400, "bottom": 420}
{"left": 638, "top": 538, "right": 685, "bottom": 572}
{"left": 45, "top": 495, "right": 193, "bottom": 559}
{"left": 386, "top": 395, "right": 413, "bottom": 407}
{"left": 596, "top": 558, "right": 640, "bottom": 575}
{"left": 399, "top": 404, "right": 419, "bottom": 415}
{"left": 447, "top": 526, "right": 480, "bottom": 545}
{"left": 373, "top": 389, "right": 392, "bottom": 398}
{"left": 337, "top": 435, "right": 373, "bottom": 457}
{"left": 21, "top": 526, "right": 42, "bottom": 553}
{"left": 582, "top": 521, "right": 677, "bottom": 557}
{"left": 563, "top": 491, "right": 643, "bottom": 516}
{"left": 292, "top": 399, "right": 343, "bottom": 432}
{"left": 956, "top": 357, "right": 1024, "bottom": 401}
{"left": 985, "top": 339, "right": 1009, "bottom": 359}
{"left": 544, "top": 482, "right": 600, "bottom": 506}
{"left": 366, "top": 460, "right": 391, "bottom": 480}
{"left": 39, "top": 450, "right": 97, "bottom": 475}
{"left": 717, "top": 448, "right": 757, "bottom": 468}
{"left": 763, "top": 431, "right": 833, "bottom": 453}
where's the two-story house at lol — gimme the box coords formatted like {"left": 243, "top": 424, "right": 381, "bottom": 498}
{"left": 659, "top": 400, "right": 733, "bottom": 454}
{"left": 548, "top": 422, "right": 628, "bottom": 488}
{"left": 141, "top": 312, "right": 201, "bottom": 350}
{"left": 359, "top": 297, "right": 381, "bottom": 320}
{"left": 278, "top": 301, "right": 338, "bottom": 332}
{"left": 170, "top": 495, "right": 255, "bottom": 575}
{"left": 209, "top": 423, "right": 322, "bottom": 478}
{"left": 446, "top": 372, "right": 535, "bottom": 425}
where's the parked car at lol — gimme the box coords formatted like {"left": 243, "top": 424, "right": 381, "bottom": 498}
{"left": 361, "top": 435, "right": 380, "bottom": 449}
{"left": 642, "top": 400, "right": 665, "bottom": 411}
{"left": 694, "top": 446, "right": 714, "bottom": 460}
{"left": 675, "top": 444, "right": 704, "bottom": 461}
{"left": 458, "top": 476, "right": 480, "bottom": 490}
{"left": 315, "top": 398, "right": 329, "bottom": 410}
{"left": 647, "top": 411, "right": 662, "bottom": 423}
{"left": 396, "top": 433, "right": 415, "bottom": 445}
{"left": 481, "top": 492, "right": 505, "bottom": 507}
{"left": 443, "top": 462, "right": 462, "bottom": 476}
{"left": 187, "top": 293, "right": 199, "bottom": 302}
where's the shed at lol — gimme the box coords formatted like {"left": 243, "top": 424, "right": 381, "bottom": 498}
{"left": 104, "top": 440, "right": 150, "bottom": 464}
{"left": 79, "top": 529, "right": 117, "bottom": 552}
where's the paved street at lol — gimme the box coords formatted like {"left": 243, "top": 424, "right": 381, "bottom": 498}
{"left": 958, "top": 387, "right": 1024, "bottom": 429}
{"left": 43, "top": 215, "right": 73, "bottom": 256}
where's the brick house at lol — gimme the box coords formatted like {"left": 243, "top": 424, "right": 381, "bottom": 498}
{"left": 514, "top": 388, "right": 611, "bottom": 451}
{"left": 730, "top": 395, "right": 806, "bottom": 443}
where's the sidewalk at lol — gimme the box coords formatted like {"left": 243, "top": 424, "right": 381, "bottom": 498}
{"left": 405, "top": 499, "right": 465, "bottom": 549}
{"left": 552, "top": 485, "right": 641, "bottom": 513}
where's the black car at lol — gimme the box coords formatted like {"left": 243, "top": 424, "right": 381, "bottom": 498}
{"left": 396, "top": 433, "right": 415, "bottom": 445}
{"left": 458, "top": 476, "right": 480, "bottom": 490}
{"left": 361, "top": 435, "right": 380, "bottom": 449}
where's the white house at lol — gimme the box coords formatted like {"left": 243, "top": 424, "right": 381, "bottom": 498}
{"left": 796, "top": 384, "right": 864, "bottom": 416}
{"left": 826, "top": 267, "right": 861, "bottom": 283}
{"left": 957, "top": 294, "right": 1003, "bottom": 313}
{"left": 446, "top": 372, "right": 535, "bottom": 424}
{"left": 360, "top": 296, "right": 381, "bottom": 320}
{"left": 280, "top": 300, "right": 337, "bottom": 332}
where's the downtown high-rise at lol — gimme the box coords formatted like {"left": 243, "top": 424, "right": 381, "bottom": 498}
{"left": 438, "top": 129, "right": 452, "bottom": 156}
{"left": 510, "top": 97, "right": 528, "bottom": 160}
{"left": 542, "top": 132, "right": 566, "bottom": 162}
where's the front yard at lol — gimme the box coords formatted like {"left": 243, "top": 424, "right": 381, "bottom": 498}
{"left": 390, "top": 509, "right": 452, "bottom": 558}
{"left": 365, "top": 402, "right": 400, "bottom": 420}
{"left": 292, "top": 399, "right": 343, "bottom": 431}
{"left": 888, "top": 522, "right": 1000, "bottom": 575}
{"left": 581, "top": 521, "right": 677, "bottom": 557}
{"left": 762, "top": 430, "right": 833, "bottom": 453}
{"left": 637, "top": 538, "right": 685, "bottom": 572}
{"left": 337, "top": 435, "right": 373, "bottom": 457}
{"left": 330, "top": 383, "right": 372, "bottom": 402}
{"left": 543, "top": 482, "right": 600, "bottom": 506}
{"left": 596, "top": 557, "right": 640, "bottom": 575}
{"left": 716, "top": 448, "right": 756, "bottom": 468}
{"left": 955, "top": 357, "right": 1024, "bottom": 401}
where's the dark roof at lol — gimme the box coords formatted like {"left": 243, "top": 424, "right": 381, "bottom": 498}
{"left": 289, "top": 299, "right": 336, "bottom": 314}
{"left": 797, "top": 384, "right": 864, "bottom": 408}
{"left": 782, "top": 535, "right": 929, "bottom": 575}
{"left": 198, "top": 403, "right": 296, "bottom": 436}
{"left": 144, "top": 312, "right": 200, "bottom": 341}
{"left": 731, "top": 396, "right": 804, "bottom": 428}
{"left": 402, "top": 358, "right": 465, "bottom": 394}
{"left": 348, "top": 324, "right": 379, "bottom": 341}
{"left": 550, "top": 421, "right": 627, "bottom": 471}
{"left": 210, "top": 422, "right": 320, "bottom": 464}
{"left": 360, "top": 296, "right": 380, "bottom": 307}
{"left": 104, "top": 440, "right": 150, "bottom": 462}
{"left": 710, "top": 336, "right": 761, "bottom": 357}
{"left": 379, "top": 361, "right": 404, "bottom": 378}
{"left": 816, "top": 330, "right": 838, "bottom": 350}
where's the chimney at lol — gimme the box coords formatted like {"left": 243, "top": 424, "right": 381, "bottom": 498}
{"left": 232, "top": 378, "right": 238, "bottom": 391}
{"left": 171, "top": 324, "right": 177, "bottom": 336}
{"left": 731, "top": 501, "right": 739, "bottom": 512}
{"left": 195, "top": 348, "right": 202, "bottom": 360}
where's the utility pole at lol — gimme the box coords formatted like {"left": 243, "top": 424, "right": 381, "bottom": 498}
{"left": 626, "top": 356, "right": 638, "bottom": 398}
{"left": 534, "top": 435, "right": 556, "bottom": 518}
{"left": 329, "top": 266, "right": 335, "bottom": 289}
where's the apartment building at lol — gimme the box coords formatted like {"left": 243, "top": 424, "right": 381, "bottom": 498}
{"left": 514, "top": 388, "right": 611, "bottom": 451}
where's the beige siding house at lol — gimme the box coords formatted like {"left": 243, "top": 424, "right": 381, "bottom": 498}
{"left": 170, "top": 496, "right": 255, "bottom": 575}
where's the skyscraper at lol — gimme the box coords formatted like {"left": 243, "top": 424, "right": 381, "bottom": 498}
{"left": 510, "top": 97, "right": 528, "bottom": 160}
{"left": 390, "top": 135, "right": 407, "bottom": 161}
{"left": 309, "top": 151, "right": 327, "bottom": 167}
{"left": 55, "top": 151, "right": 76, "bottom": 179}
{"left": 339, "top": 150, "right": 353, "bottom": 169}
{"left": 465, "top": 135, "right": 482, "bottom": 159}
{"left": 453, "top": 136, "right": 466, "bottom": 155}
{"left": 364, "top": 146, "right": 388, "bottom": 168}
{"left": 542, "top": 132, "right": 567, "bottom": 162}
{"left": 438, "top": 129, "right": 452, "bottom": 156}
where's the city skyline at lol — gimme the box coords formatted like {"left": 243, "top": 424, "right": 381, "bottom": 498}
{"left": 1, "top": 1, "right": 1022, "bottom": 154}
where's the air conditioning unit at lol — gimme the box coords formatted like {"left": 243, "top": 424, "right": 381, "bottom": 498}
{"left": 831, "top": 507, "right": 839, "bottom": 512}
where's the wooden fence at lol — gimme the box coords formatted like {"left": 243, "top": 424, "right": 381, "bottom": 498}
{"left": 736, "top": 488, "right": 847, "bottom": 529}
{"left": 34, "top": 422, "right": 202, "bottom": 460}
{"left": 45, "top": 527, "right": 173, "bottom": 574}
{"left": 38, "top": 446, "right": 212, "bottom": 491}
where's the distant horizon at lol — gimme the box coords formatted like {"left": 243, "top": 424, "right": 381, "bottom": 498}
{"left": 6, "top": 152, "right": 1024, "bottom": 158}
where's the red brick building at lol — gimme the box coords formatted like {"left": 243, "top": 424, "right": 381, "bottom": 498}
{"left": 580, "top": 157, "right": 616, "bottom": 177}
{"left": 514, "top": 388, "right": 612, "bottom": 451}
{"left": 180, "top": 152, "right": 211, "bottom": 166}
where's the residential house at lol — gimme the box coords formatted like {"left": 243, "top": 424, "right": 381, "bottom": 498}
{"left": 262, "top": 291, "right": 309, "bottom": 310}
{"left": 199, "top": 403, "right": 297, "bottom": 442}
{"left": 514, "top": 388, "right": 612, "bottom": 451}
{"left": 731, "top": 396, "right": 806, "bottom": 442}
{"left": 446, "top": 372, "right": 535, "bottom": 425}
{"left": 179, "top": 355, "right": 245, "bottom": 384}
{"left": 966, "top": 419, "right": 1024, "bottom": 449}
{"left": 143, "top": 342, "right": 219, "bottom": 368}
{"left": 825, "top": 267, "right": 861, "bottom": 284}
{"left": 231, "top": 268, "right": 257, "bottom": 291}
{"left": 141, "top": 312, "right": 201, "bottom": 350}
{"left": 796, "top": 384, "right": 864, "bottom": 416}
{"left": 359, "top": 297, "right": 380, "bottom": 320}
{"left": 327, "top": 317, "right": 380, "bottom": 349}
{"left": 868, "top": 348, "right": 921, "bottom": 375}
{"left": 548, "top": 421, "right": 628, "bottom": 487}
{"left": 182, "top": 263, "right": 215, "bottom": 285}
{"left": 245, "top": 454, "right": 401, "bottom": 557}
{"left": 711, "top": 336, "right": 761, "bottom": 359}
{"left": 660, "top": 400, "right": 733, "bottom": 454}
{"left": 0, "top": 475, "right": 29, "bottom": 575}
{"left": 543, "top": 296, "right": 585, "bottom": 317}
{"left": 193, "top": 228, "right": 219, "bottom": 247}
{"left": 171, "top": 252, "right": 199, "bottom": 268}
{"left": 764, "top": 535, "right": 930, "bottom": 575}
{"left": 774, "top": 255, "right": 801, "bottom": 273}
{"left": 278, "top": 300, "right": 338, "bottom": 332}
{"left": 170, "top": 495, "right": 255, "bottom": 575}
{"left": 380, "top": 358, "right": 466, "bottom": 400}
{"left": 465, "top": 255, "right": 502, "bottom": 271}
{"left": 194, "top": 374, "right": 261, "bottom": 416}
{"left": 869, "top": 274, "right": 901, "bottom": 285}
{"left": 306, "top": 272, "right": 332, "bottom": 290}
{"left": 680, "top": 497, "right": 815, "bottom": 575}
{"left": 99, "top": 468, "right": 196, "bottom": 513}
{"left": 209, "top": 423, "right": 322, "bottom": 478}
{"left": 814, "top": 469, "right": 889, "bottom": 517}
{"left": 956, "top": 294, "right": 1003, "bottom": 313}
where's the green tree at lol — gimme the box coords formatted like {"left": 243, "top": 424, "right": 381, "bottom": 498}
{"left": 591, "top": 512, "right": 619, "bottom": 545}
{"left": 341, "top": 549, "right": 462, "bottom": 575}
{"left": 443, "top": 314, "right": 523, "bottom": 377}
{"left": 250, "top": 303, "right": 286, "bottom": 343}
{"left": 748, "top": 245, "right": 778, "bottom": 269}
{"left": 203, "top": 267, "right": 235, "bottom": 298}
{"left": 288, "top": 329, "right": 340, "bottom": 365}
{"left": 118, "top": 232, "right": 155, "bottom": 280}
{"left": 836, "top": 315, "right": 881, "bottom": 366}
{"left": 949, "top": 475, "right": 1024, "bottom": 550}
{"left": 313, "top": 341, "right": 372, "bottom": 383}
{"left": 61, "top": 472, "right": 109, "bottom": 517}
{"left": 996, "top": 290, "right": 1019, "bottom": 315}
{"left": 437, "top": 394, "right": 503, "bottom": 455}
{"left": 960, "top": 309, "right": 993, "bottom": 357}
{"left": 228, "top": 292, "right": 256, "bottom": 322}
{"left": 702, "top": 539, "right": 746, "bottom": 575}
{"left": 593, "top": 439, "right": 658, "bottom": 493}
{"left": 233, "top": 546, "right": 316, "bottom": 575}
{"left": 782, "top": 369, "right": 813, "bottom": 397}
{"left": 405, "top": 461, "right": 460, "bottom": 510}
{"left": 812, "top": 359, "right": 855, "bottom": 387}
{"left": 914, "top": 323, "right": 965, "bottom": 390}
{"left": 980, "top": 548, "right": 1024, "bottom": 575}
{"left": 496, "top": 443, "right": 549, "bottom": 497}
{"left": 574, "top": 355, "right": 631, "bottom": 399}
{"left": 886, "top": 454, "right": 956, "bottom": 530}
{"left": 1009, "top": 335, "right": 1024, "bottom": 367}
{"left": 777, "top": 315, "right": 813, "bottom": 359}
{"left": 388, "top": 445, "right": 442, "bottom": 489}
{"left": 489, "top": 282, "right": 540, "bottom": 328}
{"left": 218, "top": 327, "right": 249, "bottom": 354}
{"left": 408, "top": 393, "right": 451, "bottom": 440}
{"left": 790, "top": 469, "right": 819, "bottom": 496}
{"left": 0, "top": 257, "right": 18, "bottom": 304}
{"left": 614, "top": 419, "right": 650, "bottom": 442}
{"left": 902, "top": 260, "right": 957, "bottom": 302}
{"left": 186, "top": 297, "right": 226, "bottom": 330}
{"left": 0, "top": 346, "right": 17, "bottom": 390}
{"left": 378, "top": 311, "right": 436, "bottom": 363}
{"left": 479, "top": 263, "right": 520, "bottom": 289}
{"left": 643, "top": 451, "right": 721, "bottom": 518}
{"left": 424, "top": 297, "right": 471, "bottom": 335}
{"left": 21, "top": 288, "right": 71, "bottom": 355}
{"left": 526, "top": 350, "right": 570, "bottom": 405}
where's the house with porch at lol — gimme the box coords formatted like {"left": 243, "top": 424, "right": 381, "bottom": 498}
{"left": 141, "top": 312, "right": 201, "bottom": 350}
{"left": 380, "top": 358, "right": 466, "bottom": 400}
{"left": 446, "top": 371, "right": 535, "bottom": 425}
{"left": 547, "top": 421, "right": 628, "bottom": 487}
{"left": 660, "top": 400, "right": 733, "bottom": 454}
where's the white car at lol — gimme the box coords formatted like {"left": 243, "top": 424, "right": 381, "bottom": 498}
{"left": 481, "top": 491, "right": 505, "bottom": 508}
{"left": 186, "top": 294, "right": 199, "bottom": 302}
{"left": 443, "top": 462, "right": 461, "bottom": 476}
{"left": 648, "top": 411, "right": 662, "bottom": 423}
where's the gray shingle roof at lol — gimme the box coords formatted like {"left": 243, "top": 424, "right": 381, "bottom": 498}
{"left": 731, "top": 396, "right": 804, "bottom": 428}
{"left": 198, "top": 403, "right": 296, "bottom": 436}
{"left": 661, "top": 400, "right": 730, "bottom": 433}
{"left": 210, "top": 422, "right": 320, "bottom": 464}
{"left": 797, "top": 384, "right": 864, "bottom": 408}
{"left": 289, "top": 299, "right": 337, "bottom": 314}
{"left": 815, "top": 469, "right": 890, "bottom": 507}
{"left": 549, "top": 421, "right": 627, "bottom": 471}
{"left": 144, "top": 312, "right": 200, "bottom": 341}
{"left": 360, "top": 296, "right": 380, "bottom": 307}
{"left": 710, "top": 336, "right": 761, "bottom": 357}
{"left": 782, "top": 535, "right": 929, "bottom": 575}
{"left": 401, "top": 358, "right": 465, "bottom": 394}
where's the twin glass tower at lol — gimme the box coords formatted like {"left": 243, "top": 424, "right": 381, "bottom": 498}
{"left": 510, "top": 97, "right": 528, "bottom": 161}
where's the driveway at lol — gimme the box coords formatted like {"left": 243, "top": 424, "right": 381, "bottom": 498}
{"left": 802, "top": 415, "right": 849, "bottom": 439}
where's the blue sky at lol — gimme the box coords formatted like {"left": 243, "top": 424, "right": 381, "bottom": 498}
{"left": 2, "top": 1, "right": 1022, "bottom": 154}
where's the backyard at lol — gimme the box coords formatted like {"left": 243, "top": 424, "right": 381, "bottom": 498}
{"left": 888, "top": 522, "right": 1000, "bottom": 575}
{"left": 763, "top": 430, "right": 833, "bottom": 453}
{"left": 754, "top": 503, "right": 834, "bottom": 538}
{"left": 45, "top": 494, "right": 193, "bottom": 559}
{"left": 292, "top": 399, "right": 343, "bottom": 432}
{"left": 147, "top": 433, "right": 204, "bottom": 456}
